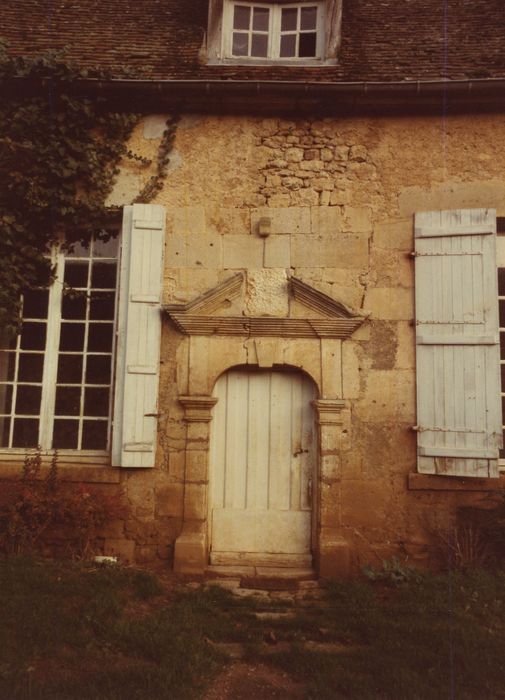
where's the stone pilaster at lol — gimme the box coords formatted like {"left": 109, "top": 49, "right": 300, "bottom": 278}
{"left": 173, "top": 395, "right": 218, "bottom": 574}
{"left": 311, "top": 398, "right": 350, "bottom": 578}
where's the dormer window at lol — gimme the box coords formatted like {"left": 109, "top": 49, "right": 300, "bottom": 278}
{"left": 225, "top": 2, "right": 324, "bottom": 61}
{"left": 207, "top": 0, "right": 340, "bottom": 66}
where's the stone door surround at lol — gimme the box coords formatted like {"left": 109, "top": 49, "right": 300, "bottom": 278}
{"left": 166, "top": 274, "right": 366, "bottom": 578}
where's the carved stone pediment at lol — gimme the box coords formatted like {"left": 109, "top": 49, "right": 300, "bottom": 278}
{"left": 163, "top": 273, "right": 366, "bottom": 339}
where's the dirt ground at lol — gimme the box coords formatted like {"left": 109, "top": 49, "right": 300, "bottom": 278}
{"left": 204, "top": 662, "right": 307, "bottom": 700}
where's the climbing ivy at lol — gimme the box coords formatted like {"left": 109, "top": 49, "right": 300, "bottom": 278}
{"left": 0, "top": 43, "right": 175, "bottom": 334}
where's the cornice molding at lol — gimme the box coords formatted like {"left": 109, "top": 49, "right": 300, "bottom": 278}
{"left": 179, "top": 396, "right": 219, "bottom": 422}
{"left": 312, "top": 399, "right": 347, "bottom": 425}
{"left": 164, "top": 274, "right": 366, "bottom": 339}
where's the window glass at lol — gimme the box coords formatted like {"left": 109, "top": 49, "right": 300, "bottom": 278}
{"left": 281, "top": 8, "right": 298, "bottom": 32}
{"left": 251, "top": 33, "right": 268, "bottom": 57}
{"left": 300, "top": 6, "right": 317, "bottom": 30}
{"left": 280, "top": 34, "right": 297, "bottom": 57}
{"left": 299, "top": 32, "right": 317, "bottom": 57}
{"left": 253, "top": 7, "right": 269, "bottom": 31}
{"left": 233, "top": 5, "right": 250, "bottom": 29}
{"left": 0, "top": 232, "right": 119, "bottom": 451}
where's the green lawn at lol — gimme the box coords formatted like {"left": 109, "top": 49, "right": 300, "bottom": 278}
{"left": 1, "top": 558, "right": 504, "bottom": 699}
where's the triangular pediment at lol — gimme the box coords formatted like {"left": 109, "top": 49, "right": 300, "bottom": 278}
{"left": 163, "top": 273, "right": 367, "bottom": 339}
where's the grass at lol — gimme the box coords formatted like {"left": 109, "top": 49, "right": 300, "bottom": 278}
{"left": 1, "top": 559, "right": 505, "bottom": 699}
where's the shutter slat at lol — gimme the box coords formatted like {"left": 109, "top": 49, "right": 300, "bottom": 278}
{"left": 112, "top": 204, "right": 165, "bottom": 468}
{"left": 415, "top": 208, "right": 501, "bottom": 478}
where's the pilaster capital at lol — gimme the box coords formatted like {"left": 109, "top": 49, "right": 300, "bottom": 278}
{"left": 179, "top": 395, "right": 218, "bottom": 422}
{"left": 311, "top": 399, "right": 346, "bottom": 425}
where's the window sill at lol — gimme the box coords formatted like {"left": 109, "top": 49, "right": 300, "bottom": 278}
{"left": 207, "top": 57, "right": 338, "bottom": 67}
{"left": 0, "top": 461, "right": 120, "bottom": 484}
{"left": 408, "top": 473, "right": 505, "bottom": 492}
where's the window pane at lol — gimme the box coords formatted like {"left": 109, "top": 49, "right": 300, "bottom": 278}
{"left": 84, "top": 387, "right": 110, "bottom": 417}
{"left": 501, "top": 364, "right": 505, "bottom": 387}
{"left": 18, "top": 353, "right": 44, "bottom": 382}
{"left": 500, "top": 300, "right": 505, "bottom": 328}
{"left": 82, "top": 420, "right": 108, "bottom": 450}
{"left": 232, "top": 32, "right": 249, "bottom": 56}
{"left": 59, "top": 323, "right": 85, "bottom": 352}
{"left": 53, "top": 419, "right": 79, "bottom": 449}
{"left": 499, "top": 268, "right": 505, "bottom": 296}
{"left": 91, "top": 262, "right": 117, "bottom": 289}
{"left": 20, "top": 322, "right": 46, "bottom": 351}
{"left": 55, "top": 386, "right": 81, "bottom": 416}
{"left": 57, "top": 354, "right": 83, "bottom": 383}
{"left": 280, "top": 34, "right": 297, "bottom": 57}
{"left": 62, "top": 293, "right": 87, "bottom": 320}
{"left": 67, "top": 241, "right": 91, "bottom": 258}
{"left": 251, "top": 33, "right": 268, "bottom": 57}
{"left": 90, "top": 292, "right": 115, "bottom": 321}
{"left": 22, "top": 290, "right": 49, "bottom": 319}
{"left": 86, "top": 355, "right": 112, "bottom": 385}
{"left": 15, "top": 385, "right": 42, "bottom": 415}
{"left": 0, "top": 352, "right": 16, "bottom": 382}
{"left": 0, "top": 416, "right": 10, "bottom": 447}
{"left": 299, "top": 32, "right": 317, "bottom": 57}
{"left": 502, "top": 396, "right": 505, "bottom": 417}
{"left": 13, "top": 418, "right": 39, "bottom": 448}
{"left": 88, "top": 324, "right": 113, "bottom": 353}
{"left": 0, "top": 385, "right": 13, "bottom": 414}
{"left": 64, "top": 261, "right": 89, "bottom": 288}
{"left": 93, "top": 236, "right": 118, "bottom": 259}
{"left": 233, "top": 4, "right": 250, "bottom": 30}
{"left": 281, "top": 7, "right": 298, "bottom": 31}
{"left": 300, "top": 6, "right": 317, "bottom": 30}
{"left": 253, "top": 7, "right": 269, "bottom": 31}
{"left": 501, "top": 332, "right": 505, "bottom": 358}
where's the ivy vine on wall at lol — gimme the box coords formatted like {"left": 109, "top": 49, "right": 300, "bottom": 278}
{"left": 0, "top": 43, "right": 177, "bottom": 334}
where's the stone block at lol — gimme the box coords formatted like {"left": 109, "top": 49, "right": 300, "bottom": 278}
{"left": 166, "top": 233, "right": 187, "bottom": 267}
{"left": 342, "top": 206, "right": 373, "bottom": 233}
{"left": 291, "top": 235, "right": 369, "bottom": 269}
{"left": 398, "top": 180, "right": 505, "bottom": 217}
{"left": 100, "top": 519, "right": 125, "bottom": 539}
{"left": 207, "top": 207, "right": 251, "bottom": 236}
{"left": 349, "top": 145, "right": 367, "bottom": 162}
{"left": 396, "top": 321, "right": 415, "bottom": 369}
{"left": 251, "top": 207, "right": 311, "bottom": 235}
{"left": 186, "top": 450, "right": 208, "bottom": 482}
{"left": 374, "top": 219, "right": 413, "bottom": 251}
{"left": 342, "top": 342, "right": 361, "bottom": 399}
{"left": 318, "top": 534, "right": 351, "bottom": 579}
{"left": 246, "top": 269, "right": 289, "bottom": 316}
{"left": 184, "top": 483, "right": 207, "bottom": 520}
{"left": 156, "top": 482, "right": 184, "bottom": 517}
{"left": 329, "top": 190, "right": 350, "bottom": 206}
{"left": 143, "top": 114, "right": 169, "bottom": 139}
{"left": 223, "top": 235, "right": 264, "bottom": 268}
{"left": 300, "top": 160, "right": 324, "bottom": 171}
{"left": 105, "top": 170, "right": 141, "bottom": 207}
{"left": 289, "top": 189, "right": 320, "bottom": 206}
{"left": 104, "top": 538, "right": 136, "bottom": 564}
{"left": 320, "top": 339, "right": 343, "bottom": 397}
{"left": 168, "top": 206, "right": 206, "bottom": 236}
{"left": 311, "top": 206, "right": 342, "bottom": 235}
{"left": 285, "top": 147, "right": 304, "bottom": 162}
{"left": 185, "top": 234, "right": 222, "bottom": 269}
{"left": 174, "top": 532, "right": 208, "bottom": 573}
{"left": 264, "top": 235, "right": 291, "bottom": 268}
{"left": 340, "top": 480, "right": 389, "bottom": 529}
{"left": 364, "top": 287, "right": 414, "bottom": 321}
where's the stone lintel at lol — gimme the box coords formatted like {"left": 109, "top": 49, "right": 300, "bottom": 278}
{"left": 312, "top": 399, "right": 346, "bottom": 425}
{"left": 179, "top": 396, "right": 218, "bottom": 422}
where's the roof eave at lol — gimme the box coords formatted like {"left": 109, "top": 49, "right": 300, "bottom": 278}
{"left": 3, "top": 77, "right": 505, "bottom": 115}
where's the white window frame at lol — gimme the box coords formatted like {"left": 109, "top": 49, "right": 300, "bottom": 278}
{"left": 0, "top": 236, "right": 120, "bottom": 462}
{"left": 222, "top": 0, "right": 325, "bottom": 64}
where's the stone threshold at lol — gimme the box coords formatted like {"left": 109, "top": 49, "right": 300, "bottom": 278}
{"left": 205, "top": 565, "right": 317, "bottom": 591}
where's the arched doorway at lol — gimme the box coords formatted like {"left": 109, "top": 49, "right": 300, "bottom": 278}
{"left": 209, "top": 368, "right": 317, "bottom": 568}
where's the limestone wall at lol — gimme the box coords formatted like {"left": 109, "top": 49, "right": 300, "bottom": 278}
{"left": 81, "top": 113, "right": 505, "bottom": 569}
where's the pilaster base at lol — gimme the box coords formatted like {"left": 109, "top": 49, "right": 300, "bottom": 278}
{"left": 173, "top": 532, "right": 207, "bottom": 574}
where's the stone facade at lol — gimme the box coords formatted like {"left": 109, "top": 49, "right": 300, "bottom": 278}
{"left": 4, "top": 112, "right": 505, "bottom": 575}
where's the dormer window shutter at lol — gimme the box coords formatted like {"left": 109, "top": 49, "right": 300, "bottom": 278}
{"left": 415, "top": 209, "right": 502, "bottom": 478}
{"left": 112, "top": 204, "right": 166, "bottom": 468}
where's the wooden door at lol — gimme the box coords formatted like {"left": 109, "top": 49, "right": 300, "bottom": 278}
{"left": 209, "top": 369, "right": 317, "bottom": 566}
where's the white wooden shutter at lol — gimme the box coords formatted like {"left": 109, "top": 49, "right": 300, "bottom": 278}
{"left": 112, "top": 204, "right": 166, "bottom": 468}
{"left": 415, "top": 209, "right": 502, "bottom": 478}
